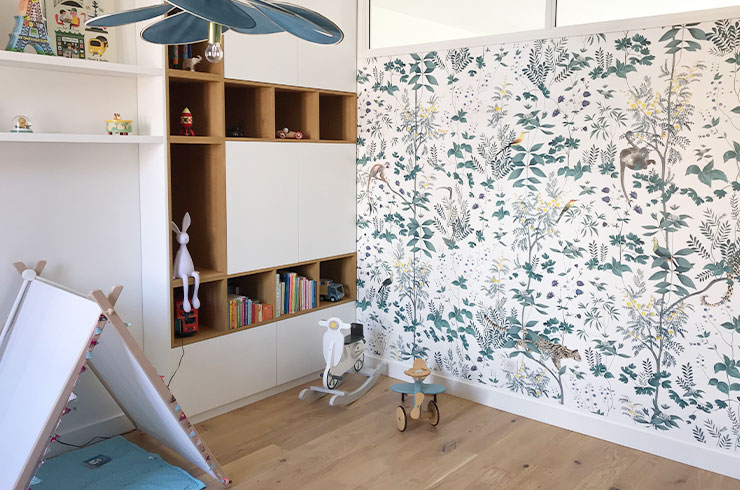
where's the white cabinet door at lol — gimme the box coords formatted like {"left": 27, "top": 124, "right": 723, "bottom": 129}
{"left": 296, "top": 0, "right": 357, "bottom": 92}
{"left": 169, "top": 323, "right": 277, "bottom": 416}
{"left": 226, "top": 142, "right": 299, "bottom": 274}
{"left": 298, "top": 143, "right": 356, "bottom": 262}
{"left": 224, "top": 30, "right": 299, "bottom": 86}
{"left": 276, "top": 302, "right": 355, "bottom": 385}
{"left": 224, "top": 0, "right": 356, "bottom": 92}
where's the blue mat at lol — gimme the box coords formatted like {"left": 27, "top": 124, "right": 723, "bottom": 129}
{"left": 32, "top": 436, "right": 205, "bottom": 490}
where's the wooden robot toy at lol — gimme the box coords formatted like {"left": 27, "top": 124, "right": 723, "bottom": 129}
{"left": 391, "top": 358, "right": 446, "bottom": 431}
{"left": 179, "top": 107, "right": 195, "bottom": 136}
{"left": 299, "top": 317, "right": 383, "bottom": 406}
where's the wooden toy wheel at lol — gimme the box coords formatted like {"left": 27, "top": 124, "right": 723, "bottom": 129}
{"left": 428, "top": 400, "right": 440, "bottom": 426}
{"left": 395, "top": 405, "right": 407, "bottom": 432}
{"left": 354, "top": 354, "right": 364, "bottom": 372}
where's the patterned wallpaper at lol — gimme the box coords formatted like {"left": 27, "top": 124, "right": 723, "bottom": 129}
{"left": 356, "top": 18, "right": 740, "bottom": 450}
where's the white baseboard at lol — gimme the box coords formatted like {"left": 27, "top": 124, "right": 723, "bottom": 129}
{"left": 366, "top": 354, "right": 740, "bottom": 481}
{"left": 52, "top": 413, "right": 134, "bottom": 458}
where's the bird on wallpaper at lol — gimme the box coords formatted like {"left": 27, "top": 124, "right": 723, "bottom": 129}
{"left": 556, "top": 199, "right": 577, "bottom": 223}
{"left": 436, "top": 186, "right": 453, "bottom": 199}
{"left": 653, "top": 237, "right": 678, "bottom": 268}
{"left": 378, "top": 274, "right": 393, "bottom": 294}
{"left": 494, "top": 131, "right": 526, "bottom": 158}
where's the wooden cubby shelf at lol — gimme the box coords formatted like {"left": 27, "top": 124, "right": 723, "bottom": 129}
{"left": 171, "top": 253, "right": 356, "bottom": 347}
{"left": 166, "top": 40, "right": 356, "bottom": 348}
{"left": 225, "top": 81, "right": 275, "bottom": 139}
{"left": 169, "top": 143, "right": 226, "bottom": 277}
{"left": 173, "top": 279, "right": 227, "bottom": 346}
{"left": 168, "top": 78, "right": 224, "bottom": 138}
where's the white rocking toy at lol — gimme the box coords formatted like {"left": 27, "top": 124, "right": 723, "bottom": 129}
{"left": 299, "top": 317, "right": 383, "bottom": 406}
{"left": 171, "top": 212, "right": 200, "bottom": 313}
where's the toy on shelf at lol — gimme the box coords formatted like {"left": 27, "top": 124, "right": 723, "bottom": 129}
{"left": 179, "top": 108, "right": 194, "bottom": 136}
{"left": 87, "top": 36, "right": 109, "bottom": 58}
{"left": 299, "top": 318, "right": 383, "bottom": 406}
{"left": 276, "top": 127, "right": 303, "bottom": 139}
{"left": 183, "top": 55, "right": 202, "bottom": 72}
{"left": 171, "top": 212, "right": 200, "bottom": 313}
{"left": 10, "top": 115, "right": 33, "bottom": 133}
{"left": 6, "top": 0, "right": 55, "bottom": 55}
{"left": 105, "top": 114, "right": 132, "bottom": 135}
{"left": 174, "top": 297, "right": 199, "bottom": 337}
{"left": 391, "top": 358, "right": 446, "bottom": 432}
{"left": 226, "top": 125, "right": 244, "bottom": 137}
{"left": 319, "top": 279, "right": 344, "bottom": 303}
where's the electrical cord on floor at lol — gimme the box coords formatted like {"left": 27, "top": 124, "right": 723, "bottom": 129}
{"left": 167, "top": 335, "right": 185, "bottom": 388}
{"left": 55, "top": 429, "right": 137, "bottom": 449}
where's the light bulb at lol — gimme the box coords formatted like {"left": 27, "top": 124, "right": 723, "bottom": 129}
{"left": 205, "top": 22, "right": 224, "bottom": 63}
{"left": 205, "top": 42, "right": 223, "bottom": 63}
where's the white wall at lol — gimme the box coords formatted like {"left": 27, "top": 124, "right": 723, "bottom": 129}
{"left": 0, "top": 143, "right": 143, "bottom": 437}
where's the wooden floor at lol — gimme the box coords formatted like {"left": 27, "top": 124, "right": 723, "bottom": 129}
{"left": 130, "top": 376, "right": 738, "bottom": 489}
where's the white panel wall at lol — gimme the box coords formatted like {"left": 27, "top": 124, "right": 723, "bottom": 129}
{"left": 224, "top": 0, "right": 357, "bottom": 92}
{"left": 226, "top": 142, "right": 300, "bottom": 273}
{"left": 169, "top": 323, "right": 277, "bottom": 415}
{"left": 276, "top": 301, "right": 355, "bottom": 384}
{"left": 298, "top": 144, "right": 357, "bottom": 261}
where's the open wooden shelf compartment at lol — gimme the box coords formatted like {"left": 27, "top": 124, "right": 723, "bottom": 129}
{"left": 169, "top": 143, "right": 226, "bottom": 276}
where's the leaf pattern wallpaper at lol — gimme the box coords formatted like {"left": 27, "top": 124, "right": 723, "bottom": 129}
{"left": 356, "top": 18, "right": 740, "bottom": 449}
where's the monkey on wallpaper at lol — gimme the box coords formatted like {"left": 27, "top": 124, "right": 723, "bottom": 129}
{"left": 619, "top": 131, "right": 656, "bottom": 205}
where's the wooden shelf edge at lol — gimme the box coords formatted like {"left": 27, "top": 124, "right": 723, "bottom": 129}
{"left": 224, "top": 137, "right": 355, "bottom": 144}
{"left": 167, "top": 68, "right": 223, "bottom": 82}
{"left": 169, "top": 135, "right": 223, "bottom": 144}
{"left": 172, "top": 269, "right": 224, "bottom": 288}
{"left": 227, "top": 253, "right": 357, "bottom": 279}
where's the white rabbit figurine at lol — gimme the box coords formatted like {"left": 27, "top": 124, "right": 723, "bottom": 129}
{"left": 171, "top": 212, "right": 200, "bottom": 313}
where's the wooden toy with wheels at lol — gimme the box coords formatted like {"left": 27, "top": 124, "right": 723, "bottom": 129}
{"left": 391, "top": 358, "right": 446, "bottom": 431}
{"left": 298, "top": 317, "right": 383, "bottom": 406}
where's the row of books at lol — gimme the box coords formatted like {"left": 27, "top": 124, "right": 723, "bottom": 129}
{"left": 276, "top": 272, "right": 317, "bottom": 316}
{"left": 227, "top": 287, "right": 274, "bottom": 330}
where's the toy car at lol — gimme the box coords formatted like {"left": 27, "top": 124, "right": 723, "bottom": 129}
{"left": 227, "top": 125, "right": 244, "bottom": 137}
{"left": 276, "top": 127, "right": 303, "bottom": 139}
{"left": 320, "top": 279, "right": 344, "bottom": 302}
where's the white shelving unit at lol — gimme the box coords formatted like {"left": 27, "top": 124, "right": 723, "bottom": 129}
{"left": 0, "top": 49, "right": 160, "bottom": 78}
{"left": 0, "top": 133, "right": 163, "bottom": 144}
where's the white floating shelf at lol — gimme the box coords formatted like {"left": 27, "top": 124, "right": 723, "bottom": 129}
{"left": 0, "top": 133, "right": 164, "bottom": 144}
{"left": 0, "top": 50, "right": 161, "bottom": 78}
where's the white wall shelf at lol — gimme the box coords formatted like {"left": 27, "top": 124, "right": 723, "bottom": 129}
{"left": 0, "top": 133, "right": 164, "bottom": 144}
{"left": 0, "top": 50, "right": 161, "bottom": 78}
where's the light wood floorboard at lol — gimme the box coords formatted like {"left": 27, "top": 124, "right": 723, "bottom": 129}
{"left": 128, "top": 376, "right": 738, "bottom": 489}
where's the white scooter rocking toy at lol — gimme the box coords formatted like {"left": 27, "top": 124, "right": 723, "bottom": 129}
{"left": 299, "top": 317, "right": 383, "bottom": 406}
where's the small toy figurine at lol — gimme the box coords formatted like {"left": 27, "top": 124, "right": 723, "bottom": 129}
{"left": 175, "top": 297, "right": 199, "bottom": 337}
{"left": 10, "top": 115, "right": 33, "bottom": 133}
{"left": 276, "top": 127, "right": 303, "bottom": 139}
{"left": 226, "top": 125, "right": 244, "bottom": 137}
{"left": 391, "top": 358, "right": 446, "bottom": 431}
{"left": 105, "top": 114, "right": 133, "bottom": 135}
{"left": 179, "top": 108, "right": 195, "bottom": 136}
{"left": 183, "top": 55, "right": 202, "bottom": 71}
{"left": 171, "top": 212, "right": 200, "bottom": 313}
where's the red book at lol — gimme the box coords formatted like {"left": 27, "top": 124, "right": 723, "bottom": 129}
{"left": 263, "top": 304, "right": 273, "bottom": 322}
